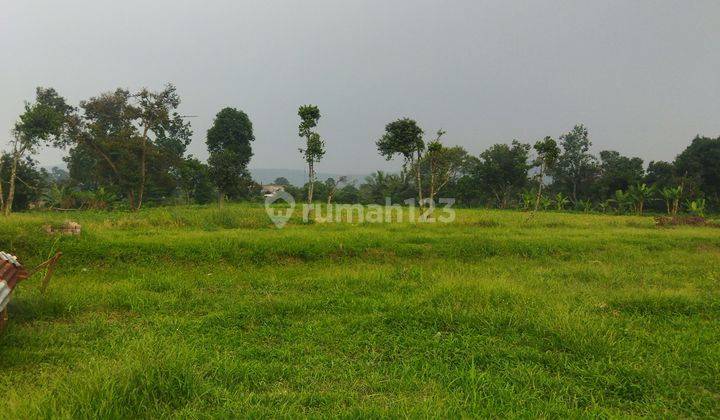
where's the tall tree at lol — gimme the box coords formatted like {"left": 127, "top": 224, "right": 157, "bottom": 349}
{"left": 376, "top": 118, "right": 425, "bottom": 206}
{"left": 326, "top": 176, "right": 348, "bottom": 205}
{"left": 134, "top": 84, "right": 192, "bottom": 209}
{"left": 359, "top": 171, "right": 408, "bottom": 205}
{"left": 475, "top": 140, "right": 531, "bottom": 208}
{"left": 61, "top": 85, "right": 191, "bottom": 210}
{"left": 3, "top": 87, "right": 71, "bottom": 215}
{"left": 674, "top": 135, "right": 720, "bottom": 207}
{"left": 206, "top": 107, "right": 255, "bottom": 205}
{"left": 551, "top": 124, "right": 598, "bottom": 203}
{"left": 419, "top": 132, "right": 471, "bottom": 204}
{"left": 644, "top": 160, "right": 679, "bottom": 212}
{"left": 66, "top": 88, "right": 139, "bottom": 205}
{"left": 645, "top": 161, "right": 676, "bottom": 189}
{"left": 595, "top": 150, "right": 644, "bottom": 199}
{"left": 532, "top": 136, "right": 560, "bottom": 211}
{"left": 298, "top": 105, "right": 325, "bottom": 204}
{"left": 175, "top": 156, "right": 215, "bottom": 204}
{"left": 0, "top": 153, "right": 48, "bottom": 212}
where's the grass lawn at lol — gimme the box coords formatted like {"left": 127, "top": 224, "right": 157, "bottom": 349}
{"left": 1, "top": 204, "right": 719, "bottom": 417}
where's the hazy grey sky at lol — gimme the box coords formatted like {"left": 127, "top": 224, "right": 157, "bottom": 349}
{"left": 2, "top": 0, "right": 719, "bottom": 174}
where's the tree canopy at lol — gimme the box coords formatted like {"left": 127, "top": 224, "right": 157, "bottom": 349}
{"left": 674, "top": 135, "right": 720, "bottom": 202}
{"left": 206, "top": 107, "right": 255, "bottom": 202}
{"left": 551, "top": 124, "right": 598, "bottom": 203}
{"left": 475, "top": 140, "right": 531, "bottom": 208}
{"left": 298, "top": 105, "right": 325, "bottom": 204}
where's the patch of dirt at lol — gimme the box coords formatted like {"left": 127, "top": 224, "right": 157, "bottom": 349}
{"left": 696, "top": 244, "right": 720, "bottom": 255}
{"left": 654, "top": 216, "right": 716, "bottom": 228}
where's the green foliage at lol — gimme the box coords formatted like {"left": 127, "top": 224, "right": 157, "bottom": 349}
{"left": 376, "top": 118, "right": 425, "bottom": 163}
{"left": 63, "top": 84, "right": 191, "bottom": 209}
{"left": 175, "top": 156, "right": 215, "bottom": 204}
{"left": 685, "top": 198, "right": 706, "bottom": 217}
{"left": 520, "top": 189, "right": 535, "bottom": 211}
{"left": 42, "top": 184, "right": 72, "bottom": 209}
{"left": 597, "top": 199, "right": 612, "bottom": 213}
{"left": 554, "top": 192, "right": 569, "bottom": 211}
{"left": 0, "top": 153, "right": 48, "bottom": 211}
{"left": 645, "top": 160, "right": 676, "bottom": 190}
{"left": 14, "top": 87, "right": 73, "bottom": 149}
{"left": 359, "top": 171, "right": 409, "bottom": 204}
{"left": 578, "top": 199, "right": 593, "bottom": 213}
{"left": 551, "top": 124, "right": 598, "bottom": 202}
{"left": 596, "top": 150, "right": 644, "bottom": 199}
{"left": 297, "top": 105, "right": 325, "bottom": 163}
{"left": 539, "top": 195, "right": 553, "bottom": 210}
{"left": 273, "top": 177, "right": 291, "bottom": 186}
{"left": 206, "top": 107, "right": 255, "bottom": 202}
{"left": 2, "top": 87, "right": 72, "bottom": 215}
{"left": 40, "top": 185, "right": 117, "bottom": 211}
{"left": 533, "top": 136, "right": 560, "bottom": 169}
{"left": 674, "top": 136, "right": 720, "bottom": 211}
{"left": 376, "top": 118, "right": 426, "bottom": 205}
{"left": 86, "top": 186, "right": 118, "bottom": 210}
{"left": 298, "top": 105, "right": 325, "bottom": 203}
{"left": 613, "top": 189, "right": 631, "bottom": 214}
{"left": 418, "top": 134, "right": 472, "bottom": 200}
{"left": 660, "top": 186, "right": 683, "bottom": 215}
{"left": 532, "top": 136, "right": 560, "bottom": 211}
{"left": 475, "top": 141, "right": 531, "bottom": 208}
{"left": 628, "top": 183, "right": 655, "bottom": 215}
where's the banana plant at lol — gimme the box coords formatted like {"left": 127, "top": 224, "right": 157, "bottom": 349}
{"left": 598, "top": 199, "right": 613, "bottom": 213}
{"left": 554, "top": 192, "right": 570, "bottom": 211}
{"left": 629, "top": 183, "right": 655, "bottom": 216}
{"left": 42, "top": 185, "right": 75, "bottom": 210}
{"left": 89, "top": 187, "right": 118, "bottom": 210}
{"left": 520, "top": 189, "right": 535, "bottom": 211}
{"left": 540, "top": 196, "right": 552, "bottom": 210}
{"left": 660, "top": 186, "right": 682, "bottom": 216}
{"left": 579, "top": 199, "right": 593, "bottom": 213}
{"left": 685, "top": 198, "right": 706, "bottom": 218}
{"left": 42, "top": 185, "right": 65, "bottom": 209}
{"left": 614, "top": 190, "right": 630, "bottom": 214}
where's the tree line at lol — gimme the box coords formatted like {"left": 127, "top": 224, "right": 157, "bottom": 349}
{"left": 1, "top": 84, "right": 718, "bottom": 216}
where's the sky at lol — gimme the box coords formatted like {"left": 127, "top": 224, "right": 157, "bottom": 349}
{"left": 1, "top": 0, "right": 719, "bottom": 174}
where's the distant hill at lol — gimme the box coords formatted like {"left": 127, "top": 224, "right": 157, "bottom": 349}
{"left": 250, "top": 168, "right": 370, "bottom": 186}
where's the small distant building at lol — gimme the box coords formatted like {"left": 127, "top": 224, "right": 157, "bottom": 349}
{"left": 261, "top": 184, "right": 285, "bottom": 197}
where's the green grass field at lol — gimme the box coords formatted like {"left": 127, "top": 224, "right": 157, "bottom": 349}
{"left": 1, "top": 204, "right": 719, "bottom": 417}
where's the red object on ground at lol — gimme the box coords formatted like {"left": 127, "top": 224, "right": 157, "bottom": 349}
{"left": 0, "top": 251, "right": 29, "bottom": 329}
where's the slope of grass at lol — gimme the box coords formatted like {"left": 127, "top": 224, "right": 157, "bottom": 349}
{"left": 1, "top": 204, "right": 719, "bottom": 417}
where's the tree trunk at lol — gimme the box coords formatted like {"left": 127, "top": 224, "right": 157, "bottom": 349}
{"left": 327, "top": 186, "right": 336, "bottom": 206}
{"left": 429, "top": 160, "right": 436, "bottom": 204}
{"left": 534, "top": 165, "right": 544, "bottom": 212}
{"left": 218, "top": 191, "right": 224, "bottom": 207}
{"left": 85, "top": 139, "right": 121, "bottom": 181}
{"left": 3, "top": 149, "right": 20, "bottom": 216}
{"left": 0, "top": 157, "right": 4, "bottom": 211}
{"left": 534, "top": 183, "right": 543, "bottom": 212}
{"left": 572, "top": 180, "right": 578, "bottom": 203}
{"left": 415, "top": 154, "right": 423, "bottom": 209}
{"left": 137, "top": 125, "right": 149, "bottom": 210}
{"left": 307, "top": 161, "right": 314, "bottom": 204}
